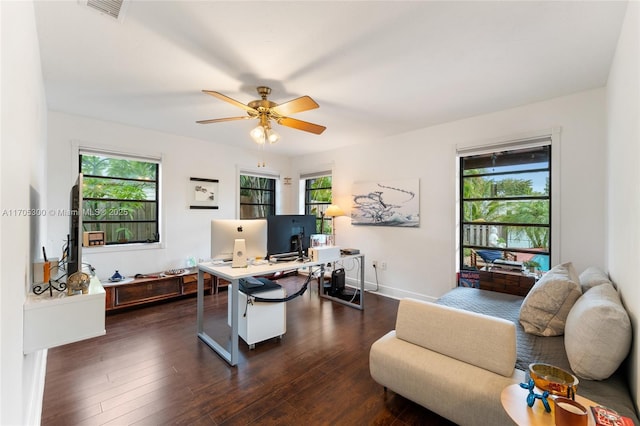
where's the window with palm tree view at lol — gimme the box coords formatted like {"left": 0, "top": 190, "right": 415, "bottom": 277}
{"left": 80, "top": 152, "right": 159, "bottom": 245}
{"left": 240, "top": 174, "right": 276, "bottom": 219}
{"left": 304, "top": 174, "right": 333, "bottom": 234}
{"left": 460, "top": 144, "right": 550, "bottom": 273}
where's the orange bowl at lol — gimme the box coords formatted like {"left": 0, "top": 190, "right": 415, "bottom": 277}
{"left": 529, "top": 363, "right": 579, "bottom": 398}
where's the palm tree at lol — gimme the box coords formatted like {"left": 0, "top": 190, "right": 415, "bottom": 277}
{"left": 81, "top": 155, "right": 109, "bottom": 175}
{"left": 307, "top": 176, "right": 332, "bottom": 233}
{"left": 240, "top": 175, "right": 273, "bottom": 218}
{"left": 464, "top": 173, "right": 549, "bottom": 251}
{"left": 81, "top": 155, "right": 157, "bottom": 243}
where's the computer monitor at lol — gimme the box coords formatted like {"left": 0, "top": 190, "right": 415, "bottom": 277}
{"left": 266, "top": 214, "right": 317, "bottom": 258}
{"left": 68, "top": 174, "right": 83, "bottom": 275}
{"left": 210, "top": 219, "right": 268, "bottom": 261}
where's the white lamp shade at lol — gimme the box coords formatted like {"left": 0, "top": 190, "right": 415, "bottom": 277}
{"left": 325, "top": 204, "right": 345, "bottom": 217}
{"left": 266, "top": 128, "right": 280, "bottom": 144}
{"left": 250, "top": 125, "right": 266, "bottom": 144}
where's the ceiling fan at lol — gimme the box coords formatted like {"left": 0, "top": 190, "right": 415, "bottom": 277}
{"left": 196, "top": 86, "right": 326, "bottom": 144}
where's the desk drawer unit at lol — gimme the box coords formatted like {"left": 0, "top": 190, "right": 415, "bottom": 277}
{"left": 227, "top": 284, "right": 286, "bottom": 349}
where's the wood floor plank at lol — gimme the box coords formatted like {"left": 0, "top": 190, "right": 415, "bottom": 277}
{"left": 43, "top": 276, "right": 456, "bottom": 425}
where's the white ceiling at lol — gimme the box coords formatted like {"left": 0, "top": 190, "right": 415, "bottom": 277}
{"left": 33, "top": 1, "right": 628, "bottom": 157}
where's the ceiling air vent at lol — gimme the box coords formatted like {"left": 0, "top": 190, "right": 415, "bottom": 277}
{"left": 82, "top": 0, "right": 129, "bottom": 22}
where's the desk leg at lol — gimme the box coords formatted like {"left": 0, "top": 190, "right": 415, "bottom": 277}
{"left": 229, "top": 279, "right": 239, "bottom": 365}
{"left": 318, "top": 254, "right": 364, "bottom": 311}
{"left": 197, "top": 268, "right": 204, "bottom": 334}
{"left": 360, "top": 255, "right": 365, "bottom": 310}
{"left": 196, "top": 268, "right": 239, "bottom": 366}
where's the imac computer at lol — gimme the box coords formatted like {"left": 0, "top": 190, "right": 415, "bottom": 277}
{"left": 266, "top": 214, "right": 317, "bottom": 260}
{"left": 210, "top": 219, "right": 268, "bottom": 261}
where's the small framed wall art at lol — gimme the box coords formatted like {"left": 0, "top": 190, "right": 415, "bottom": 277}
{"left": 189, "top": 177, "right": 219, "bottom": 209}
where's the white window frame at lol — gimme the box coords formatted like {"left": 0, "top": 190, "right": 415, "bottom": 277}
{"left": 71, "top": 141, "right": 165, "bottom": 253}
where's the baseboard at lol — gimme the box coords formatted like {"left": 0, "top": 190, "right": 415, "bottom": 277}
{"left": 350, "top": 278, "right": 438, "bottom": 303}
{"left": 23, "top": 349, "right": 47, "bottom": 426}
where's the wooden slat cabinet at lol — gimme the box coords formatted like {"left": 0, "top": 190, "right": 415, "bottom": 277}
{"left": 477, "top": 270, "right": 536, "bottom": 297}
{"left": 115, "top": 277, "right": 181, "bottom": 306}
{"left": 215, "top": 277, "right": 230, "bottom": 294}
{"left": 181, "top": 272, "right": 212, "bottom": 295}
{"left": 104, "top": 269, "right": 213, "bottom": 312}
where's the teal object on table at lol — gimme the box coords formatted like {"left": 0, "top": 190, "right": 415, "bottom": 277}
{"left": 520, "top": 379, "right": 551, "bottom": 412}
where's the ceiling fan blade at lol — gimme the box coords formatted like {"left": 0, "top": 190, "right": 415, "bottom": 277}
{"left": 271, "top": 96, "right": 319, "bottom": 116}
{"left": 196, "top": 116, "right": 255, "bottom": 124}
{"left": 278, "top": 117, "right": 326, "bottom": 135}
{"left": 202, "top": 90, "right": 257, "bottom": 113}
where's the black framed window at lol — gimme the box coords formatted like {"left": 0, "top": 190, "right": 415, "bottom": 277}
{"left": 460, "top": 143, "right": 551, "bottom": 272}
{"left": 303, "top": 173, "right": 333, "bottom": 233}
{"left": 80, "top": 152, "right": 159, "bottom": 245}
{"left": 239, "top": 174, "right": 276, "bottom": 219}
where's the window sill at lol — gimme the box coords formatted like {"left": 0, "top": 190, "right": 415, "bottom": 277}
{"left": 83, "top": 242, "right": 165, "bottom": 254}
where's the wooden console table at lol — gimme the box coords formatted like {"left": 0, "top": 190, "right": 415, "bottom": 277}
{"left": 103, "top": 268, "right": 213, "bottom": 312}
{"left": 460, "top": 269, "right": 537, "bottom": 296}
{"left": 478, "top": 269, "right": 536, "bottom": 297}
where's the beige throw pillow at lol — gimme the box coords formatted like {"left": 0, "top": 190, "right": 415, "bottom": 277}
{"left": 565, "top": 283, "right": 631, "bottom": 380}
{"left": 519, "top": 262, "right": 582, "bottom": 336}
{"left": 579, "top": 266, "right": 614, "bottom": 292}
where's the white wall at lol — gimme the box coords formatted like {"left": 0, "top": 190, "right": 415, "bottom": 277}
{"left": 292, "top": 89, "right": 607, "bottom": 301}
{"left": 606, "top": 1, "right": 639, "bottom": 413}
{"left": 0, "top": 1, "right": 49, "bottom": 424}
{"left": 46, "top": 112, "right": 293, "bottom": 281}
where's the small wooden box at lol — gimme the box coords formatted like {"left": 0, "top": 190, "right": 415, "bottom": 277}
{"left": 83, "top": 231, "right": 105, "bottom": 247}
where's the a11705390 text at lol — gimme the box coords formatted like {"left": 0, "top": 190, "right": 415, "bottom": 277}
{"left": 2, "top": 208, "right": 130, "bottom": 217}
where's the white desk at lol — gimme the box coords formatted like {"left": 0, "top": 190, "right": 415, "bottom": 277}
{"left": 196, "top": 253, "right": 364, "bottom": 366}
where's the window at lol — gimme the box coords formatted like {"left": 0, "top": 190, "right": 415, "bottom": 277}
{"left": 80, "top": 151, "right": 160, "bottom": 245}
{"left": 239, "top": 174, "right": 276, "bottom": 219}
{"left": 303, "top": 172, "right": 333, "bottom": 233}
{"left": 460, "top": 143, "right": 551, "bottom": 272}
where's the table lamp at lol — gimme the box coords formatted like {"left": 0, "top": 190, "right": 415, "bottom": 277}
{"left": 324, "top": 204, "right": 345, "bottom": 242}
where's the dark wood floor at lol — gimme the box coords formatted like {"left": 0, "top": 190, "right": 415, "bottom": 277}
{"left": 42, "top": 275, "right": 456, "bottom": 425}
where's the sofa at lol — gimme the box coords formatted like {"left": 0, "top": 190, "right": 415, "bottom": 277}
{"left": 369, "top": 264, "right": 638, "bottom": 426}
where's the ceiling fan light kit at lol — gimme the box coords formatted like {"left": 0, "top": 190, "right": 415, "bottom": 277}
{"left": 197, "top": 86, "right": 326, "bottom": 155}
{"left": 249, "top": 124, "right": 265, "bottom": 142}
{"left": 249, "top": 114, "right": 280, "bottom": 145}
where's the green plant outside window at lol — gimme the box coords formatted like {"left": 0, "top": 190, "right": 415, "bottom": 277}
{"left": 80, "top": 153, "right": 159, "bottom": 245}
{"left": 460, "top": 145, "right": 551, "bottom": 271}
{"left": 305, "top": 175, "right": 333, "bottom": 234}
{"left": 240, "top": 175, "right": 276, "bottom": 219}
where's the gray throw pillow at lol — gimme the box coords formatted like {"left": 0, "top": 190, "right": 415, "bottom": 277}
{"left": 579, "top": 266, "right": 614, "bottom": 292}
{"left": 519, "top": 262, "right": 582, "bottom": 336}
{"left": 565, "top": 283, "right": 631, "bottom": 380}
